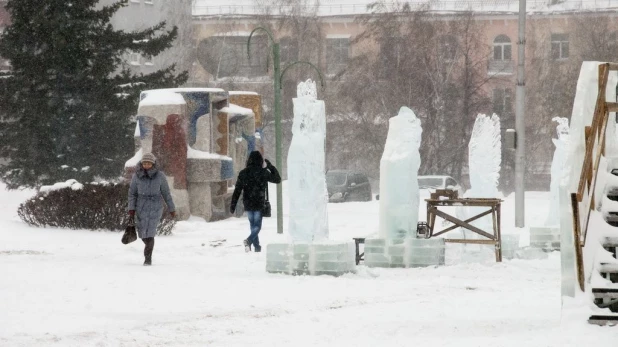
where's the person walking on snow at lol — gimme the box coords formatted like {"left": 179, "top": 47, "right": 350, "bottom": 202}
{"left": 128, "top": 153, "right": 176, "bottom": 265}
{"left": 230, "top": 151, "right": 281, "bottom": 252}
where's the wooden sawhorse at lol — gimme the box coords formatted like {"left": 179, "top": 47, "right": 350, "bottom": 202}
{"left": 426, "top": 197, "right": 503, "bottom": 262}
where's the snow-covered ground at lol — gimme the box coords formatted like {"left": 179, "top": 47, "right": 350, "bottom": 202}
{"left": 0, "top": 183, "right": 615, "bottom": 346}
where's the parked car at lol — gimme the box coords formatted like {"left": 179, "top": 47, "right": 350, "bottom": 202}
{"left": 376, "top": 175, "right": 464, "bottom": 200}
{"left": 326, "top": 170, "right": 372, "bottom": 202}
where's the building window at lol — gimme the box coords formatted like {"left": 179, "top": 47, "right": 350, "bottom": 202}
{"left": 551, "top": 33, "right": 569, "bottom": 60}
{"left": 0, "top": 58, "right": 11, "bottom": 72}
{"left": 439, "top": 35, "right": 458, "bottom": 62}
{"left": 489, "top": 35, "right": 513, "bottom": 74}
{"left": 145, "top": 0, "right": 153, "bottom": 4}
{"left": 492, "top": 88, "right": 513, "bottom": 120}
{"left": 379, "top": 37, "right": 404, "bottom": 78}
{"left": 326, "top": 38, "right": 350, "bottom": 75}
{"left": 143, "top": 55, "right": 154, "bottom": 66}
{"left": 280, "top": 37, "right": 298, "bottom": 65}
{"left": 493, "top": 35, "right": 512, "bottom": 61}
{"left": 129, "top": 52, "right": 141, "bottom": 66}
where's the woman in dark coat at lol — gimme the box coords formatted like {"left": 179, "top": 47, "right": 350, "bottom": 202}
{"left": 128, "top": 153, "right": 176, "bottom": 265}
{"left": 230, "top": 151, "right": 281, "bottom": 252}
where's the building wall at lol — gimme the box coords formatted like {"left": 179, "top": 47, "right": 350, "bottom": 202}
{"left": 0, "top": 0, "right": 9, "bottom": 27}
{"left": 191, "top": 10, "right": 618, "bottom": 189}
{"left": 192, "top": 10, "right": 616, "bottom": 82}
{"left": 99, "top": 0, "right": 194, "bottom": 77}
{"left": 0, "top": 0, "right": 10, "bottom": 71}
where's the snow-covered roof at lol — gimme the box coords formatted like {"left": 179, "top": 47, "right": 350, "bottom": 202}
{"left": 220, "top": 104, "right": 254, "bottom": 116}
{"left": 229, "top": 91, "right": 259, "bottom": 96}
{"left": 193, "top": 0, "right": 618, "bottom": 17}
{"left": 139, "top": 90, "right": 186, "bottom": 107}
{"left": 142, "top": 88, "right": 226, "bottom": 94}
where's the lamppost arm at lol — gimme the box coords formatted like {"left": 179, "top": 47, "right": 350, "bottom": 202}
{"left": 246, "top": 27, "right": 285, "bottom": 235}
{"left": 247, "top": 27, "right": 275, "bottom": 62}
{"left": 280, "top": 61, "right": 326, "bottom": 91}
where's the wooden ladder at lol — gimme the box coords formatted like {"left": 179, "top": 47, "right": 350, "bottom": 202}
{"left": 568, "top": 63, "right": 618, "bottom": 325}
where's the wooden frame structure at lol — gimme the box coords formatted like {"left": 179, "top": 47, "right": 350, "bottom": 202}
{"left": 426, "top": 193, "right": 503, "bottom": 262}
{"left": 571, "top": 63, "right": 618, "bottom": 291}
{"left": 353, "top": 237, "right": 365, "bottom": 265}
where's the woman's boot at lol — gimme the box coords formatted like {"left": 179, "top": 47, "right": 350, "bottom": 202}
{"left": 143, "top": 237, "right": 154, "bottom": 265}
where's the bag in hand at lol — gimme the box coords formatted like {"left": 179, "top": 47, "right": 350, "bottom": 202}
{"left": 263, "top": 186, "right": 272, "bottom": 218}
{"left": 121, "top": 217, "right": 137, "bottom": 244}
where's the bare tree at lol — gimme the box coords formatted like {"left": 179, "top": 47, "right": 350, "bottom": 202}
{"left": 330, "top": 4, "right": 492, "bottom": 183}
{"left": 572, "top": 15, "right": 618, "bottom": 62}
{"left": 521, "top": 15, "right": 618, "bottom": 190}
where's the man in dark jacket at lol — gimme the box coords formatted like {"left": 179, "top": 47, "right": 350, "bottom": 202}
{"left": 231, "top": 151, "right": 281, "bottom": 252}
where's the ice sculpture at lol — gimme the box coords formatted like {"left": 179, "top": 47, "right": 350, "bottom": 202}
{"left": 467, "top": 114, "right": 502, "bottom": 198}
{"left": 287, "top": 79, "right": 329, "bottom": 242}
{"left": 461, "top": 114, "right": 502, "bottom": 236}
{"left": 546, "top": 117, "right": 569, "bottom": 227}
{"left": 379, "top": 106, "right": 422, "bottom": 240}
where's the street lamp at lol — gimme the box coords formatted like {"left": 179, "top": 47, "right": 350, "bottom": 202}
{"left": 515, "top": 0, "right": 526, "bottom": 227}
{"left": 248, "top": 27, "right": 324, "bottom": 234}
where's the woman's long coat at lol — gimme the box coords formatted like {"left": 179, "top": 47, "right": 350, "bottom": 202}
{"left": 128, "top": 166, "right": 175, "bottom": 238}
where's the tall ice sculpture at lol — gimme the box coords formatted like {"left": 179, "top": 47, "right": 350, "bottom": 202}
{"left": 266, "top": 79, "right": 355, "bottom": 276}
{"left": 530, "top": 117, "right": 569, "bottom": 250}
{"left": 379, "top": 106, "right": 423, "bottom": 240}
{"left": 287, "top": 79, "right": 329, "bottom": 242}
{"left": 547, "top": 117, "right": 569, "bottom": 227}
{"left": 466, "top": 113, "right": 502, "bottom": 200}
{"left": 457, "top": 114, "right": 505, "bottom": 258}
{"left": 365, "top": 106, "right": 444, "bottom": 268}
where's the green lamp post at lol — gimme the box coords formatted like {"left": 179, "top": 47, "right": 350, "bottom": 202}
{"left": 248, "top": 27, "right": 324, "bottom": 234}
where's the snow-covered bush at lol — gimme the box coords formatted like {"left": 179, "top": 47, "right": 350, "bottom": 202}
{"left": 17, "top": 182, "right": 175, "bottom": 235}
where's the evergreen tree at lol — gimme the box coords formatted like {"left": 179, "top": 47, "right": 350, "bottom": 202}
{"left": 0, "top": 0, "right": 188, "bottom": 189}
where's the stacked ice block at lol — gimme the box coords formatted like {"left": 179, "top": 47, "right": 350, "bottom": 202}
{"left": 500, "top": 234, "right": 521, "bottom": 260}
{"left": 266, "top": 242, "right": 355, "bottom": 276}
{"left": 530, "top": 227, "right": 561, "bottom": 250}
{"left": 406, "top": 238, "right": 446, "bottom": 267}
{"left": 364, "top": 238, "right": 445, "bottom": 268}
